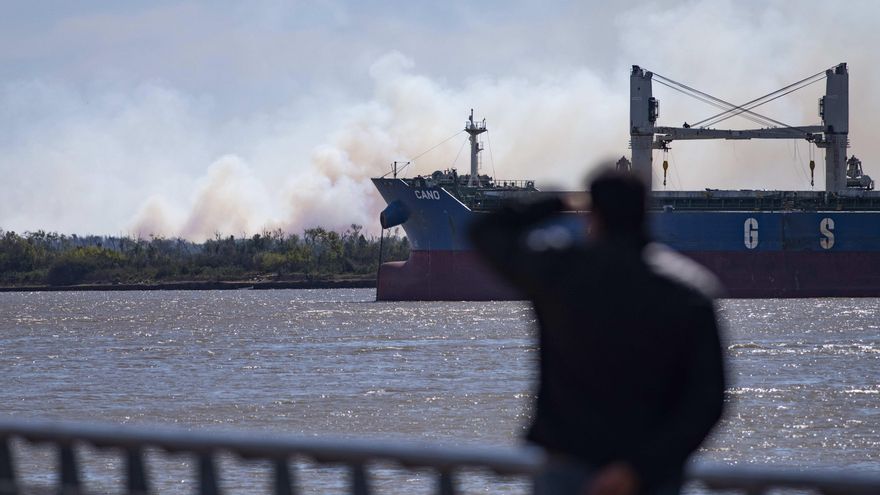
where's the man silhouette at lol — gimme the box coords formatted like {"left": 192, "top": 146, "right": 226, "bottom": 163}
{"left": 469, "top": 169, "right": 725, "bottom": 495}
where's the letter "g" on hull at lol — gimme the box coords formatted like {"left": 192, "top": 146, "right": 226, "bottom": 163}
{"left": 744, "top": 218, "right": 758, "bottom": 249}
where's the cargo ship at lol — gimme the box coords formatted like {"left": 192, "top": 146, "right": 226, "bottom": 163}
{"left": 372, "top": 63, "right": 880, "bottom": 300}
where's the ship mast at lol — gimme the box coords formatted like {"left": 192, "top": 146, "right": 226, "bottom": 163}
{"left": 465, "top": 109, "right": 487, "bottom": 187}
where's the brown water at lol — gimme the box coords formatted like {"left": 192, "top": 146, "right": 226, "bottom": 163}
{"left": 1, "top": 290, "right": 878, "bottom": 493}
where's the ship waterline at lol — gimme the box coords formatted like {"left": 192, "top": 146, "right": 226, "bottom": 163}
{"left": 377, "top": 249, "right": 880, "bottom": 301}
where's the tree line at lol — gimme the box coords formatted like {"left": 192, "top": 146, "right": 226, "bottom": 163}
{"left": 0, "top": 226, "right": 409, "bottom": 286}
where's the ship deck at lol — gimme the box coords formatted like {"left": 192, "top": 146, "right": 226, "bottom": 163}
{"left": 466, "top": 188, "right": 880, "bottom": 213}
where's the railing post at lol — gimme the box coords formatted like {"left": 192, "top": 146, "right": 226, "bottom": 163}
{"left": 350, "top": 463, "right": 370, "bottom": 495}
{"left": 436, "top": 470, "right": 456, "bottom": 495}
{"left": 59, "top": 444, "right": 80, "bottom": 495}
{"left": 125, "top": 448, "right": 149, "bottom": 494}
{"left": 0, "top": 438, "right": 16, "bottom": 495}
{"left": 198, "top": 453, "right": 220, "bottom": 495}
{"left": 272, "top": 459, "right": 296, "bottom": 495}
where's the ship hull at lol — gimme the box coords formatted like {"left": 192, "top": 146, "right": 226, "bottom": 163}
{"left": 372, "top": 178, "right": 880, "bottom": 300}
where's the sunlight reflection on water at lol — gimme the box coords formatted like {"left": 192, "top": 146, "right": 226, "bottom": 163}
{"left": 1, "top": 290, "right": 877, "bottom": 492}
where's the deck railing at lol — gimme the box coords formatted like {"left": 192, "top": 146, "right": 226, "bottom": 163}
{"left": 0, "top": 419, "right": 878, "bottom": 494}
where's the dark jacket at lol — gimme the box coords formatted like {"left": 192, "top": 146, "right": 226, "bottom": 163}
{"left": 469, "top": 198, "right": 726, "bottom": 491}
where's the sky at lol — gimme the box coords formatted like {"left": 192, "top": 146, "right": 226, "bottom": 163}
{"left": 2, "top": 0, "right": 879, "bottom": 239}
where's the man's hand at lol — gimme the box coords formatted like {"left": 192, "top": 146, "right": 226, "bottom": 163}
{"left": 584, "top": 462, "right": 640, "bottom": 495}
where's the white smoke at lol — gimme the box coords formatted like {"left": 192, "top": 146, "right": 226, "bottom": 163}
{"left": 1, "top": 1, "right": 878, "bottom": 239}
{"left": 123, "top": 52, "right": 630, "bottom": 240}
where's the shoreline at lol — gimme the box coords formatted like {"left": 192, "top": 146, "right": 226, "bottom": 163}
{"left": 0, "top": 279, "right": 376, "bottom": 292}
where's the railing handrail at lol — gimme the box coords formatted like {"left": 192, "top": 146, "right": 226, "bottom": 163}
{"left": 692, "top": 464, "right": 880, "bottom": 495}
{"left": 1, "top": 418, "right": 879, "bottom": 494}
{"left": 0, "top": 418, "right": 544, "bottom": 475}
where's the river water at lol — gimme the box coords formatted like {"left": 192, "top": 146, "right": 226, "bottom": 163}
{"left": 1, "top": 289, "right": 878, "bottom": 493}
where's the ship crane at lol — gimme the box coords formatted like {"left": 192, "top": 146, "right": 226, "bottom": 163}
{"left": 630, "top": 63, "right": 862, "bottom": 192}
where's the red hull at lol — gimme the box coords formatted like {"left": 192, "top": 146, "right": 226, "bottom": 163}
{"left": 377, "top": 250, "right": 880, "bottom": 300}
{"left": 687, "top": 251, "right": 880, "bottom": 298}
{"left": 377, "top": 251, "right": 521, "bottom": 301}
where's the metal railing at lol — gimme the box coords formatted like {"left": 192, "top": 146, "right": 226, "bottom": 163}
{"left": 0, "top": 419, "right": 878, "bottom": 494}
{"left": 487, "top": 180, "right": 536, "bottom": 190}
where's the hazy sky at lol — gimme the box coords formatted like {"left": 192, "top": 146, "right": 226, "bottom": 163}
{"left": 2, "top": 1, "right": 878, "bottom": 239}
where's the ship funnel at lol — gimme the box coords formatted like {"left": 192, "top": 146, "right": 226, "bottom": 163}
{"left": 380, "top": 200, "right": 410, "bottom": 229}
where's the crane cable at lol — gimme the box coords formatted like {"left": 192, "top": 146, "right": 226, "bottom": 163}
{"left": 692, "top": 68, "right": 828, "bottom": 128}
{"left": 652, "top": 78, "right": 780, "bottom": 129}
{"left": 699, "top": 74, "right": 827, "bottom": 128}
{"left": 451, "top": 136, "right": 469, "bottom": 170}
{"left": 411, "top": 130, "right": 465, "bottom": 161}
{"left": 651, "top": 69, "right": 830, "bottom": 136}
{"left": 381, "top": 130, "right": 465, "bottom": 178}
{"left": 486, "top": 131, "right": 497, "bottom": 179}
{"left": 652, "top": 72, "right": 790, "bottom": 128}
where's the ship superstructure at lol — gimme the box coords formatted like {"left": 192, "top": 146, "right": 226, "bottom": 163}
{"left": 373, "top": 63, "right": 880, "bottom": 300}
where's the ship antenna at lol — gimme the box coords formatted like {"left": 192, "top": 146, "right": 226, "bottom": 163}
{"left": 465, "top": 109, "right": 488, "bottom": 187}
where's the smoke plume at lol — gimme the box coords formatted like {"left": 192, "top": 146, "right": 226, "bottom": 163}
{"left": 1, "top": 1, "right": 878, "bottom": 240}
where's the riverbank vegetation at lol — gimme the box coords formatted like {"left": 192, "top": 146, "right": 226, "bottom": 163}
{"left": 0, "top": 226, "right": 409, "bottom": 287}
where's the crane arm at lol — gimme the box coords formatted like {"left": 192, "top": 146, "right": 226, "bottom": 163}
{"left": 651, "top": 125, "right": 825, "bottom": 142}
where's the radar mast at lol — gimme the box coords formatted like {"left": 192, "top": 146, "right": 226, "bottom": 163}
{"left": 465, "top": 109, "right": 487, "bottom": 187}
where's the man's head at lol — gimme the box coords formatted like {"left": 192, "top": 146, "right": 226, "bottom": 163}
{"left": 588, "top": 169, "right": 647, "bottom": 241}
